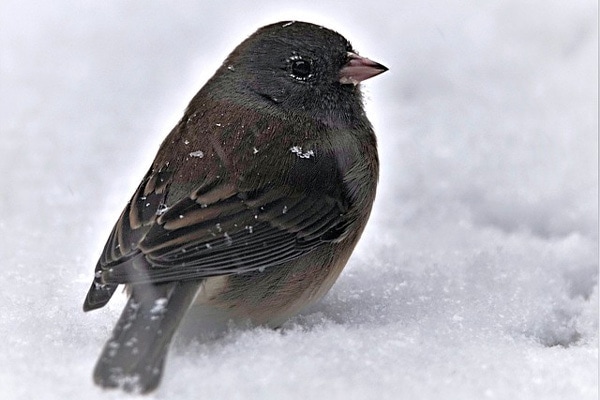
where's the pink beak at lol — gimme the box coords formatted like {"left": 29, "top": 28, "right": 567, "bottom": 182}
{"left": 339, "top": 52, "right": 388, "bottom": 85}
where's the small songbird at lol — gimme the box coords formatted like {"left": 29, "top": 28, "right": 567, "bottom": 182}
{"left": 83, "top": 20, "right": 387, "bottom": 393}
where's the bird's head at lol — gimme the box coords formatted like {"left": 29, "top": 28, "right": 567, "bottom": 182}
{"left": 208, "top": 21, "right": 388, "bottom": 128}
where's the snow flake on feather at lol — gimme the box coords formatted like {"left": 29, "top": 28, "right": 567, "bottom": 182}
{"left": 189, "top": 150, "right": 204, "bottom": 158}
{"left": 290, "top": 146, "right": 315, "bottom": 159}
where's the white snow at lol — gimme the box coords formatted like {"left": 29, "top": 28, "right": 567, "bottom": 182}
{"left": 188, "top": 150, "right": 204, "bottom": 158}
{"left": 290, "top": 145, "right": 315, "bottom": 159}
{"left": 150, "top": 298, "right": 169, "bottom": 316}
{"left": 0, "top": 1, "right": 597, "bottom": 399}
{"left": 155, "top": 203, "right": 169, "bottom": 216}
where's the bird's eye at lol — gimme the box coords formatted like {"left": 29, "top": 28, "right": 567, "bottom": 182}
{"left": 289, "top": 56, "right": 313, "bottom": 81}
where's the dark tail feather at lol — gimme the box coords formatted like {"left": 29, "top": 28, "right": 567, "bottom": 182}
{"left": 93, "top": 280, "right": 200, "bottom": 393}
{"left": 83, "top": 281, "right": 118, "bottom": 311}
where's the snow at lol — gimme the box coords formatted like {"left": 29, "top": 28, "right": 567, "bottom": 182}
{"left": 150, "top": 298, "right": 169, "bottom": 316}
{"left": 290, "top": 145, "right": 315, "bottom": 158}
{"left": 0, "top": 1, "right": 597, "bottom": 399}
{"left": 188, "top": 150, "right": 204, "bottom": 158}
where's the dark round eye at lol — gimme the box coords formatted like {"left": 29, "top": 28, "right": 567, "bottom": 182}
{"left": 290, "top": 58, "right": 313, "bottom": 81}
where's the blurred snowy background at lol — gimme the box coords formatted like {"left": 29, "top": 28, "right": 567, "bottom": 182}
{"left": 0, "top": 1, "right": 597, "bottom": 399}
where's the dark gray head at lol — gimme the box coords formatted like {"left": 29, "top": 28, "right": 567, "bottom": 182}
{"left": 206, "top": 21, "right": 387, "bottom": 127}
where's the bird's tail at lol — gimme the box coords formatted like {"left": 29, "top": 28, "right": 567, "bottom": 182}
{"left": 93, "top": 280, "right": 200, "bottom": 393}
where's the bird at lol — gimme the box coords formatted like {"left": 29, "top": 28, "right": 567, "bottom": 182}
{"left": 83, "top": 20, "right": 387, "bottom": 393}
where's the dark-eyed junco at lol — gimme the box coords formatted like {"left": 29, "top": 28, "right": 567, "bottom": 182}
{"left": 83, "top": 20, "right": 387, "bottom": 393}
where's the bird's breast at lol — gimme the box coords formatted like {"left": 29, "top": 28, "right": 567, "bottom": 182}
{"left": 188, "top": 242, "right": 352, "bottom": 328}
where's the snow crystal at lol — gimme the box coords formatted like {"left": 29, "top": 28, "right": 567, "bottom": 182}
{"left": 189, "top": 150, "right": 204, "bottom": 158}
{"left": 107, "top": 341, "right": 120, "bottom": 357}
{"left": 124, "top": 337, "right": 138, "bottom": 348}
{"left": 150, "top": 298, "right": 168, "bottom": 315}
{"left": 290, "top": 146, "right": 315, "bottom": 159}
{"left": 156, "top": 203, "right": 169, "bottom": 215}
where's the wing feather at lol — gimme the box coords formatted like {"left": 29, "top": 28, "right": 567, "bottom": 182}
{"left": 100, "top": 183, "right": 348, "bottom": 285}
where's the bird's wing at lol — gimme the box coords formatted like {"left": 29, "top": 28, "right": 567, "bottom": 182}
{"left": 99, "top": 181, "right": 349, "bottom": 285}
{"left": 96, "top": 139, "right": 352, "bottom": 285}
{"left": 83, "top": 168, "right": 173, "bottom": 311}
{"left": 96, "top": 168, "right": 172, "bottom": 268}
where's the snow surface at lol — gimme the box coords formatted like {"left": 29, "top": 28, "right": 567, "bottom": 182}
{"left": 0, "top": 1, "right": 597, "bottom": 399}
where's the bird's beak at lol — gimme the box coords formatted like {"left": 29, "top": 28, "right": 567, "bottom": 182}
{"left": 339, "top": 52, "right": 388, "bottom": 85}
